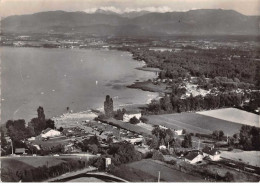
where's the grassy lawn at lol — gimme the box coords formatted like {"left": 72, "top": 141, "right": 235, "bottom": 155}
{"left": 145, "top": 112, "right": 242, "bottom": 135}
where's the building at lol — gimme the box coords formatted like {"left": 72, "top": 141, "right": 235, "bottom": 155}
{"left": 15, "top": 148, "right": 27, "bottom": 155}
{"left": 105, "top": 158, "right": 111, "bottom": 168}
{"left": 174, "top": 129, "right": 183, "bottom": 136}
{"left": 202, "top": 146, "right": 221, "bottom": 161}
{"left": 41, "top": 128, "right": 61, "bottom": 138}
{"left": 184, "top": 150, "right": 204, "bottom": 164}
{"left": 159, "top": 145, "right": 167, "bottom": 150}
{"left": 125, "top": 137, "right": 143, "bottom": 145}
{"left": 159, "top": 125, "right": 168, "bottom": 130}
{"left": 123, "top": 112, "right": 142, "bottom": 122}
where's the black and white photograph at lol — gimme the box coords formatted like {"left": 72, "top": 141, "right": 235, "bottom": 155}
{"left": 0, "top": 0, "right": 260, "bottom": 183}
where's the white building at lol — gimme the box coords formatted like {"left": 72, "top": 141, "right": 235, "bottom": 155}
{"left": 41, "top": 128, "right": 61, "bottom": 138}
{"left": 123, "top": 112, "right": 142, "bottom": 122}
{"left": 174, "top": 129, "right": 183, "bottom": 136}
{"left": 105, "top": 158, "right": 111, "bottom": 168}
{"left": 159, "top": 145, "right": 167, "bottom": 150}
{"left": 184, "top": 151, "right": 204, "bottom": 164}
{"left": 125, "top": 137, "right": 143, "bottom": 145}
{"left": 159, "top": 125, "right": 168, "bottom": 130}
{"left": 202, "top": 146, "right": 221, "bottom": 161}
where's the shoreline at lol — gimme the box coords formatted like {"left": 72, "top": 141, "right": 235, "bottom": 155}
{"left": 50, "top": 49, "right": 161, "bottom": 124}
{"left": 135, "top": 67, "right": 161, "bottom": 73}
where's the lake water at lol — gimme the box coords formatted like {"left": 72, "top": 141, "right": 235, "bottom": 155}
{"left": 1, "top": 47, "right": 157, "bottom": 122}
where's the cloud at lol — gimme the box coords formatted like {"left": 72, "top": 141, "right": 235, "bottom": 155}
{"left": 84, "top": 6, "right": 174, "bottom": 13}
{"left": 84, "top": 6, "right": 122, "bottom": 13}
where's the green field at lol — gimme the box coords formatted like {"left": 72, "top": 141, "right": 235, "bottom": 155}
{"left": 116, "top": 159, "right": 203, "bottom": 182}
{"left": 145, "top": 112, "right": 243, "bottom": 135}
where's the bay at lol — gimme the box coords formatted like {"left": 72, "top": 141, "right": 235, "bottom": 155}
{"left": 1, "top": 47, "right": 157, "bottom": 122}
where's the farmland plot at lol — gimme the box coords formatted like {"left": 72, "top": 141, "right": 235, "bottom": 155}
{"left": 197, "top": 108, "right": 259, "bottom": 127}
{"left": 146, "top": 112, "right": 242, "bottom": 135}
{"left": 127, "top": 159, "right": 203, "bottom": 182}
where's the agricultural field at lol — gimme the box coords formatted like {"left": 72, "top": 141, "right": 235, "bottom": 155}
{"left": 197, "top": 108, "right": 259, "bottom": 127}
{"left": 1, "top": 155, "right": 93, "bottom": 172}
{"left": 221, "top": 150, "right": 260, "bottom": 167}
{"left": 125, "top": 159, "right": 204, "bottom": 182}
{"left": 1, "top": 155, "right": 94, "bottom": 182}
{"left": 145, "top": 112, "right": 242, "bottom": 135}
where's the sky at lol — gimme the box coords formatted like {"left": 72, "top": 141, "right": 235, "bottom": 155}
{"left": 0, "top": 0, "right": 260, "bottom": 17}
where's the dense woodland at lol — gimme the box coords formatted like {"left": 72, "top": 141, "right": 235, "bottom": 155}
{"left": 121, "top": 47, "right": 260, "bottom": 86}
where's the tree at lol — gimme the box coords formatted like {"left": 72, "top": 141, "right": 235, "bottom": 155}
{"left": 88, "top": 144, "right": 99, "bottom": 154}
{"left": 212, "top": 130, "right": 224, "bottom": 140}
{"left": 152, "top": 150, "right": 164, "bottom": 161}
{"left": 94, "top": 157, "right": 106, "bottom": 170}
{"left": 149, "top": 135, "right": 160, "bottom": 149}
{"left": 219, "top": 130, "right": 224, "bottom": 140}
{"left": 129, "top": 116, "right": 140, "bottom": 124}
{"left": 160, "top": 95, "right": 172, "bottom": 112}
{"left": 164, "top": 129, "right": 174, "bottom": 146}
{"left": 182, "top": 134, "right": 192, "bottom": 148}
{"left": 104, "top": 95, "right": 114, "bottom": 118}
{"left": 6, "top": 119, "right": 31, "bottom": 141}
{"left": 239, "top": 125, "right": 253, "bottom": 150}
{"left": 58, "top": 127, "right": 64, "bottom": 132}
{"left": 1, "top": 129, "right": 7, "bottom": 148}
{"left": 114, "top": 109, "right": 125, "bottom": 120}
{"left": 37, "top": 106, "right": 46, "bottom": 133}
{"left": 46, "top": 119, "right": 55, "bottom": 129}
{"left": 107, "top": 142, "right": 142, "bottom": 165}
{"left": 79, "top": 135, "right": 100, "bottom": 152}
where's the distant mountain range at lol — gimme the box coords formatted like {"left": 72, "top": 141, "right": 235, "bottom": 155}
{"left": 1, "top": 9, "right": 259, "bottom": 36}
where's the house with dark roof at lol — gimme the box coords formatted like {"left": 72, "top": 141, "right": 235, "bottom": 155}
{"left": 202, "top": 146, "right": 221, "bottom": 161}
{"left": 184, "top": 150, "right": 204, "bottom": 164}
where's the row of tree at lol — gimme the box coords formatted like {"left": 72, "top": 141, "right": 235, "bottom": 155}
{"left": 145, "top": 92, "right": 245, "bottom": 115}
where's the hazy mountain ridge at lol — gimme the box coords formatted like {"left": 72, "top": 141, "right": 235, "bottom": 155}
{"left": 1, "top": 9, "right": 259, "bottom": 35}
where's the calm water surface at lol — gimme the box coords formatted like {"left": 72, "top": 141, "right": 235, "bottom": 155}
{"left": 1, "top": 47, "right": 157, "bottom": 122}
